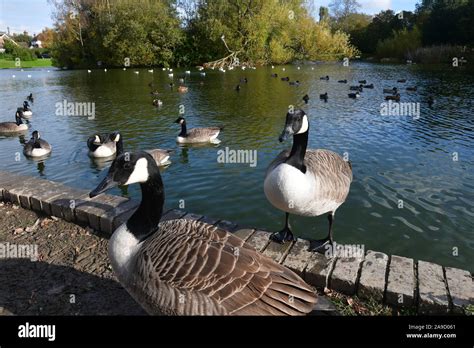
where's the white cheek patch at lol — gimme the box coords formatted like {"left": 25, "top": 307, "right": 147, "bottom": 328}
{"left": 297, "top": 115, "right": 309, "bottom": 134}
{"left": 125, "top": 158, "right": 149, "bottom": 185}
{"left": 114, "top": 133, "right": 121, "bottom": 142}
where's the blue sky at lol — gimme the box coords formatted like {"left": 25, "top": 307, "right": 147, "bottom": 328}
{"left": 0, "top": 0, "right": 419, "bottom": 35}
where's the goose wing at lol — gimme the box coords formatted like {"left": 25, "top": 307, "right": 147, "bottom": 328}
{"left": 265, "top": 149, "right": 353, "bottom": 203}
{"left": 145, "top": 149, "right": 173, "bottom": 165}
{"left": 305, "top": 149, "right": 353, "bottom": 203}
{"left": 187, "top": 127, "right": 221, "bottom": 141}
{"left": 0, "top": 122, "right": 21, "bottom": 132}
{"left": 129, "top": 219, "right": 317, "bottom": 316}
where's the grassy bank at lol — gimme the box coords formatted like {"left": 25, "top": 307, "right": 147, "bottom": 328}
{"left": 0, "top": 58, "right": 53, "bottom": 69}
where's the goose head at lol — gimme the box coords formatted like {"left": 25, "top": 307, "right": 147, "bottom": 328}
{"left": 31, "top": 130, "right": 40, "bottom": 142}
{"left": 15, "top": 109, "right": 25, "bottom": 125}
{"left": 89, "top": 151, "right": 157, "bottom": 198}
{"left": 174, "top": 117, "right": 185, "bottom": 125}
{"left": 279, "top": 109, "right": 308, "bottom": 142}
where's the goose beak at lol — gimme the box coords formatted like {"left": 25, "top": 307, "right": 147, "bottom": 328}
{"left": 279, "top": 127, "right": 293, "bottom": 142}
{"left": 89, "top": 174, "right": 118, "bottom": 198}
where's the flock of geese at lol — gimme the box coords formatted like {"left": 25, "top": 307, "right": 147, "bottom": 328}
{"left": 270, "top": 72, "right": 432, "bottom": 105}
{"left": 3, "top": 64, "right": 427, "bottom": 316}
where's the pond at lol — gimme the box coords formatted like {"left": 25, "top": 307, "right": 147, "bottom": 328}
{"left": 0, "top": 62, "right": 473, "bottom": 272}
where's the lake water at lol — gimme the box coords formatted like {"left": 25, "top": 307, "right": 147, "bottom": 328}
{"left": 0, "top": 62, "right": 473, "bottom": 272}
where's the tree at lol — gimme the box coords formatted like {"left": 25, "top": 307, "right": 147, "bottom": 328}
{"left": 329, "top": 0, "right": 361, "bottom": 19}
{"left": 319, "top": 6, "right": 329, "bottom": 22}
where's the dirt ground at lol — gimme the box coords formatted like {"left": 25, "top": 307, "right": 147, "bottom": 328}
{"left": 0, "top": 201, "right": 145, "bottom": 315}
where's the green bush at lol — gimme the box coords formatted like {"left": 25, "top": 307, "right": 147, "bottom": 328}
{"left": 3, "top": 40, "right": 37, "bottom": 61}
{"left": 375, "top": 26, "right": 421, "bottom": 61}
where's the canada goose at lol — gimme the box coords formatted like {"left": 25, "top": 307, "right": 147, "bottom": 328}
{"left": 281, "top": 77, "right": 290, "bottom": 81}
{"left": 264, "top": 110, "right": 352, "bottom": 251}
{"left": 358, "top": 80, "right": 367, "bottom": 84}
{"left": 302, "top": 94, "right": 309, "bottom": 104}
{"left": 152, "top": 99, "right": 163, "bottom": 107}
{"left": 23, "top": 130, "right": 52, "bottom": 158}
{"left": 385, "top": 93, "right": 400, "bottom": 101}
{"left": 320, "top": 76, "right": 329, "bottom": 81}
{"left": 406, "top": 86, "right": 417, "bottom": 91}
{"left": 338, "top": 79, "right": 347, "bottom": 83}
{"left": 383, "top": 87, "right": 398, "bottom": 94}
{"left": 240, "top": 77, "right": 248, "bottom": 83}
{"left": 397, "top": 79, "right": 406, "bottom": 83}
{"left": 169, "top": 83, "right": 174, "bottom": 89}
{"left": 349, "top": 85, "right": 363, "bottom": 91}
{"left": 87, "top": 132, "right": 122, "bottom": 158}
{"left": 27, "top": 93, "right": 34, "bottom": 103}
{"left": 319, "top": 92, "right": 328, "bottom": 101}
{"left": 89, "top": 151, "right": 318, "bottom": 315}
{"left": 348, "top": 92, "right": 360, "bottom": 98}
{"left": 363, "top": 84, "right": 374, "bottom": 89}
{"left": 174, "top": 117, "right": 222, "bottom": 144}
{"left": 271, "top": 73, "right": 278, "bottom": 78}
{"left": 235, "top": 84, "right": 241, "bottom": 91}
{"left": 0, "top": 110, "right": 28, "bottom": 133}
{"left": 289, "top": 80, "right": 300, "bottom": 86}
{"left": 178, "top": 86, "right": 188, "bottom": 93}
{"left": 22, "top": 101, "right": 33, "bottom": 118}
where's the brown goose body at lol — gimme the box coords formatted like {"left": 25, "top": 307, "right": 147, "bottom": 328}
{"left": 265, "top": 148, "right": 353, "bottom": 216}
{"left": 177, "top": 127, "right": 222, "bottom": 144}
{"left": 118, "top": 219, "right": 317, "bottom": 315}
{"left": 0, "top": 122, "right": 28, "bottom": 133}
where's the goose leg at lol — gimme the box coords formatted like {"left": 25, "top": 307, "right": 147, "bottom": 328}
{"left": 270, "top": 212, "right": 295, "bottom": 244}
{"left": 308, "top": 213, "right": 334, "bottom": 253}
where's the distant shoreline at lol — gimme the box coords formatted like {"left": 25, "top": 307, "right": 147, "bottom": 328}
{"left": 0, "top": 58, "right": 52, "bottom": 69}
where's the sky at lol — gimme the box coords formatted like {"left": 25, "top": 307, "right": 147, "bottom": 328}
{"left": 0, "top": 0, "right": 419, "bottom": 35}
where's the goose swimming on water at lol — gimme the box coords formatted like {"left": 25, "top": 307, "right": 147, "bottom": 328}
{"left": 174, "top": 117, "right": 222, "bottom": 144}
{"left": 87, "top": 132, "right": 122, "bottom": 158}
{"left": 23, "top": 130, "right": 52, "bottom": 158}
{"left": 263, "top": 110, "right": 352, "bottom": 251}
{"left": 0, "top": 110, "right": 28, "bottom": 133}
{"left": 22, "top": 101, "right": 33, "bottom": 118}
{"left": 89, "top": 151, "right": 318, "bottom": 315}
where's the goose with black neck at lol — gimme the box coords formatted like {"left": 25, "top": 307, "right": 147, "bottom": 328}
{"left": 264, "top": 109, "right": 353, "bottom": 252}
{"left": 89, "top": 151, "right": 319, "bottom": 315}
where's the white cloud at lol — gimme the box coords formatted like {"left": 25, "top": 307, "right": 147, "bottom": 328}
{"left": 359, "top": 0, "right": 392, "bottom": 13}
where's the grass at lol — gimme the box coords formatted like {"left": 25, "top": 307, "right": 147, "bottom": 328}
{"left": 0, "top": 58, "right": 53, "bottom": 69}
{"left": 321, "top": 288, "right": 418, "bottom": 316}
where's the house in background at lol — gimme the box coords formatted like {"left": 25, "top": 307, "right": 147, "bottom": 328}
{"left": 0, "top": 32, "right": 19, "bottom": 53}
{"left": 30, "top": 37, "right": 42, "bottom": 49}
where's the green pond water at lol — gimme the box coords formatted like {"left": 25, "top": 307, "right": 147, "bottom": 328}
{"left": 0, "top": 62, "right": 473, "bottom": 271}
